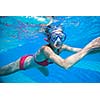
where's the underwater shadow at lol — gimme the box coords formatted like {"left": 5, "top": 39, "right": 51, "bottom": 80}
{"left": 37, "top": 67, "right": 49, "bottom": 76}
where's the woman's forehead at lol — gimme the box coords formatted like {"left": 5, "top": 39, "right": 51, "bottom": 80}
{"left": 51, "top": 31, "right": 63, "bottom": 35}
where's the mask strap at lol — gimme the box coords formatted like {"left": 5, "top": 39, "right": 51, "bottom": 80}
{"left": 44, "top": 38, "right": 49, "bottom": 42}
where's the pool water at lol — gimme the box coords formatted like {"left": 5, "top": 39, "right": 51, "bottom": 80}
{"left": 0, "top": 16, "right": 100, "bottom": 83}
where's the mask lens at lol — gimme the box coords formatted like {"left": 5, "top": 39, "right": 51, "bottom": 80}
{"left": 59, "top": 34, "right": 66, "bottom": 42}
{"left": 51, "top": 34, "right": 57, "bottom": 42}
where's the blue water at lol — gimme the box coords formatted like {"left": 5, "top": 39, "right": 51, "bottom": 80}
{"left": 0, "top": 16, "right": 100, "bottom": 83}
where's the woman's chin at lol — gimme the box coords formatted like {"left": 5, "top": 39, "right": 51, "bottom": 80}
{"left": 54, "top": 45, "right": 61, "bottom": 49}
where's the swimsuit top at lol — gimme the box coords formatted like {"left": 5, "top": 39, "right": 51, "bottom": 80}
{"left": 34, "top": 44, "right": 60, "bottom": 66}
{"left": 34, "top": 57, "right": 53, "bottom": 66}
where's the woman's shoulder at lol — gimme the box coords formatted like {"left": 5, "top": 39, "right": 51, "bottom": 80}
{"left": 41, "top": 45, "right": 51, "bottom": 51}
{"left": 40, "top": 45, "right": 54, "bottom": 55}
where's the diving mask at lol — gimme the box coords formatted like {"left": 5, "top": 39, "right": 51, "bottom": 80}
{"left": 50, "top": 32, "right": 66, "bottom": 42}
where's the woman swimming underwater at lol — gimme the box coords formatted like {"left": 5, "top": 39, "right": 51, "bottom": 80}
{"left": 0, "top": 21, "right": 100, "bottom": 76}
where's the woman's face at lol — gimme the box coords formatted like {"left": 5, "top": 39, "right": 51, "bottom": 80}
{"left": 49, "top": 32, "right": 66, "bottom": 49}
{"left": 50, "top": 38, "right": 63, "bottom": 49}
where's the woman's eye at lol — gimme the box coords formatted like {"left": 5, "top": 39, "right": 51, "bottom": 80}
{"left": 53, "top": 37, "right": 57, "bottom": 40}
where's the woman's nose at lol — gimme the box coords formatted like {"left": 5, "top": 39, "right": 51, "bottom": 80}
{"left": 56, "top": 37, "right": 61, "bottom": 42}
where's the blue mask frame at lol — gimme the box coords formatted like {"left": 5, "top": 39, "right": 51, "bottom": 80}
{"left": 50, "top": 32, "right": 66, "bottom": 42}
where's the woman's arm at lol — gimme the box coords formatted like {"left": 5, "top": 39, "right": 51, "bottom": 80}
{"left": 40, "top": 16, "right": 53, "bottom": 27}
{"left": 43, "top": 46, "right": 88, "bottom": 69}
{"left": 39, "top": 16, "right": 53, "bottom": 33}
{"left": 61, "top": 44, "right": 82, "bottom": 52}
